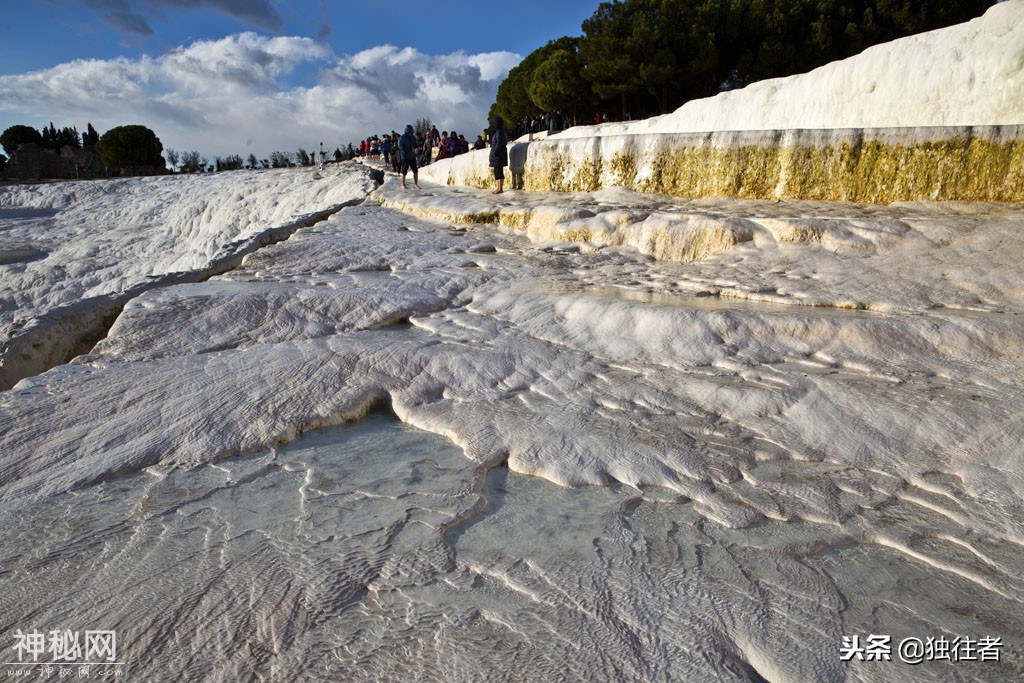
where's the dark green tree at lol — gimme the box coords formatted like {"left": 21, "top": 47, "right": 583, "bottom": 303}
{"left": 83, "top": 123, "right": 100, "bottom": 147}
{"left": 0, "top": 153, "right": 7, "bottom": 172}
{"left": 662, "top": 0, "right": 729, "bottom": 105}
{"left": 247, "top": 153, "right": 258, "bottom": 169}
{"left": 180, "top": 150, "right": 202, "bottom": 173}
{"left": 270, "top": 151, "right": 291, "bottom": 168}
{"left": 494, "top": 0, "right": 995, "bottom": 127}
{"left": 58, "top": 125, "right": 80, "bottom": 149}
{"left": 527, "top": 40, "right": 593, "bottom": 123}
{"left": 96, "top": 125, "right": 164, "bottom": 174}
{"left": 492, "top": 37, "right": 577, "bottom": 127}
{"left": 629, "top": 0, "right": 680, "bottom": 113}
{"left": 721, "top": 0, "right": 994, "bottom": 90}
{"left": 41, "top": 122, "right": 57, "bottom": 150}
{"left": 218, "top": 154, "right": 244, "bottom": 171}
{"left": 580, "top": 2, "right": 640, "bottom": 119}
{"left": 38, "top": 122, "right": 79, "bottom": 151}
{"left": 1, "top": 125, "right": 42, "bottom": 155}
{"left": 491, "top": 66, "right": 533, "bottom": 127}
{"left": 580, "top": 0, "right": 726, "bottom": 116}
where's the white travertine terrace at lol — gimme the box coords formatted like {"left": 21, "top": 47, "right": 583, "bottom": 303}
{"left": 2, "top": 4, "right": 1024, "bottom": 678}
{"left": 421, "top": 2, "right": 1024, "bottom": 202}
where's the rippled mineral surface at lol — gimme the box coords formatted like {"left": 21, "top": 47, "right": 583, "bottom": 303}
{"left": 2, "top": 167, "right": 1023, "bottom": 681}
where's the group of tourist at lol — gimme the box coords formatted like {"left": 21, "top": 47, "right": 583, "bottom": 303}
{"left": 511, "top": 111, "right": 631, "bottom": 139}
{"left": 354, "top": 126, "right": 488, "bottom": 170}
{"left": 512, "top": 111, "right": 567, "bottom": 139}
{"left": 342, "top": 110, "right": 582, "bottom": 180}
{"left": 349, "top": 119, "right": 507, "bottom": 193}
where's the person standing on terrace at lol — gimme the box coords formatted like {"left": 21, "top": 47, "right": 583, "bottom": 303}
{"left": 489, "top": 116, "right": 508, "bottom": 195}
{"left": 398, "top": 124, "right": 420, "bottom": 190}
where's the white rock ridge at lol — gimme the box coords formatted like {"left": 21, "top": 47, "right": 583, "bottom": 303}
{"left": 0, "top": 166, "right": 375, "bottom": 387}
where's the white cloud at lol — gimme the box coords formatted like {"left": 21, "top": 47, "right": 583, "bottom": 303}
{"left": 0, "top": 33, "right": 520, "bottom": 159}
{"left": 161, "top": 34, "right": 331, "bottom": 94}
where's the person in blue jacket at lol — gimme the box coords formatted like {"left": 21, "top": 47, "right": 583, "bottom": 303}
{"left": 489, "top": 116, "right": 508, "bottom": 194}
{"left": 397, "top": 124, "right": 420, "bottom": 190}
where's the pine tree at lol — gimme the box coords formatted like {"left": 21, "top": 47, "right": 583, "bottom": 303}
{"left": 96, "top": 125, "right": 164, "bottom": 174}
{"left": 58, "top": 126, "right": 80, "bottom": 149}
{"left": 83, "top": 123, "right": 100, "bottom": 147}
{"left": 0, "top": 125, "right": 42, "bottom": 155}
{"left": 491, "top": 0, "right": 997, "bottom": 128}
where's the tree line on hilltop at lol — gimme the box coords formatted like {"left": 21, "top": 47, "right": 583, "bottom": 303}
{"left": 1, "top": 122, "right": 165, "bottom": 177}
{"left": 1, "top": 121, "right": 358, "bottom": 177}
{"left": 0, "top": 122, "right": 97, "bottom": 159}
{"left": 164, "top": 147, "right": 358, "bottom": 173}
{"left": 491, "top": 0, "right": 996, "bottom": 127}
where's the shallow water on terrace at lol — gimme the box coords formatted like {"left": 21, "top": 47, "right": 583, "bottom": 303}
{"left": 0, "top": 408, "right": 804, "bottom": 680}
{"left": 531, "top": 281, "right": 876, "bottom": 317}
{"left": 0, "top": 410, "right": 478, "bottom": 679}
{"left": 0, "top": 206, "right": 60, "bottom": 224}
{"left": 0, "top": 410, "right": 1021, "bottom": 680}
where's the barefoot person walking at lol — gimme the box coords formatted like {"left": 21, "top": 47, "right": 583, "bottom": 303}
{"left": 489, "top": 116, "right": 508, "bottom": 194}
{"left": 398, "top": 124, "right": 420, "bottom": 190}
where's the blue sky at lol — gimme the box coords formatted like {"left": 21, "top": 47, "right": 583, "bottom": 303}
{"left": 0, "top": 0, "right": 599, "bottom": 158}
